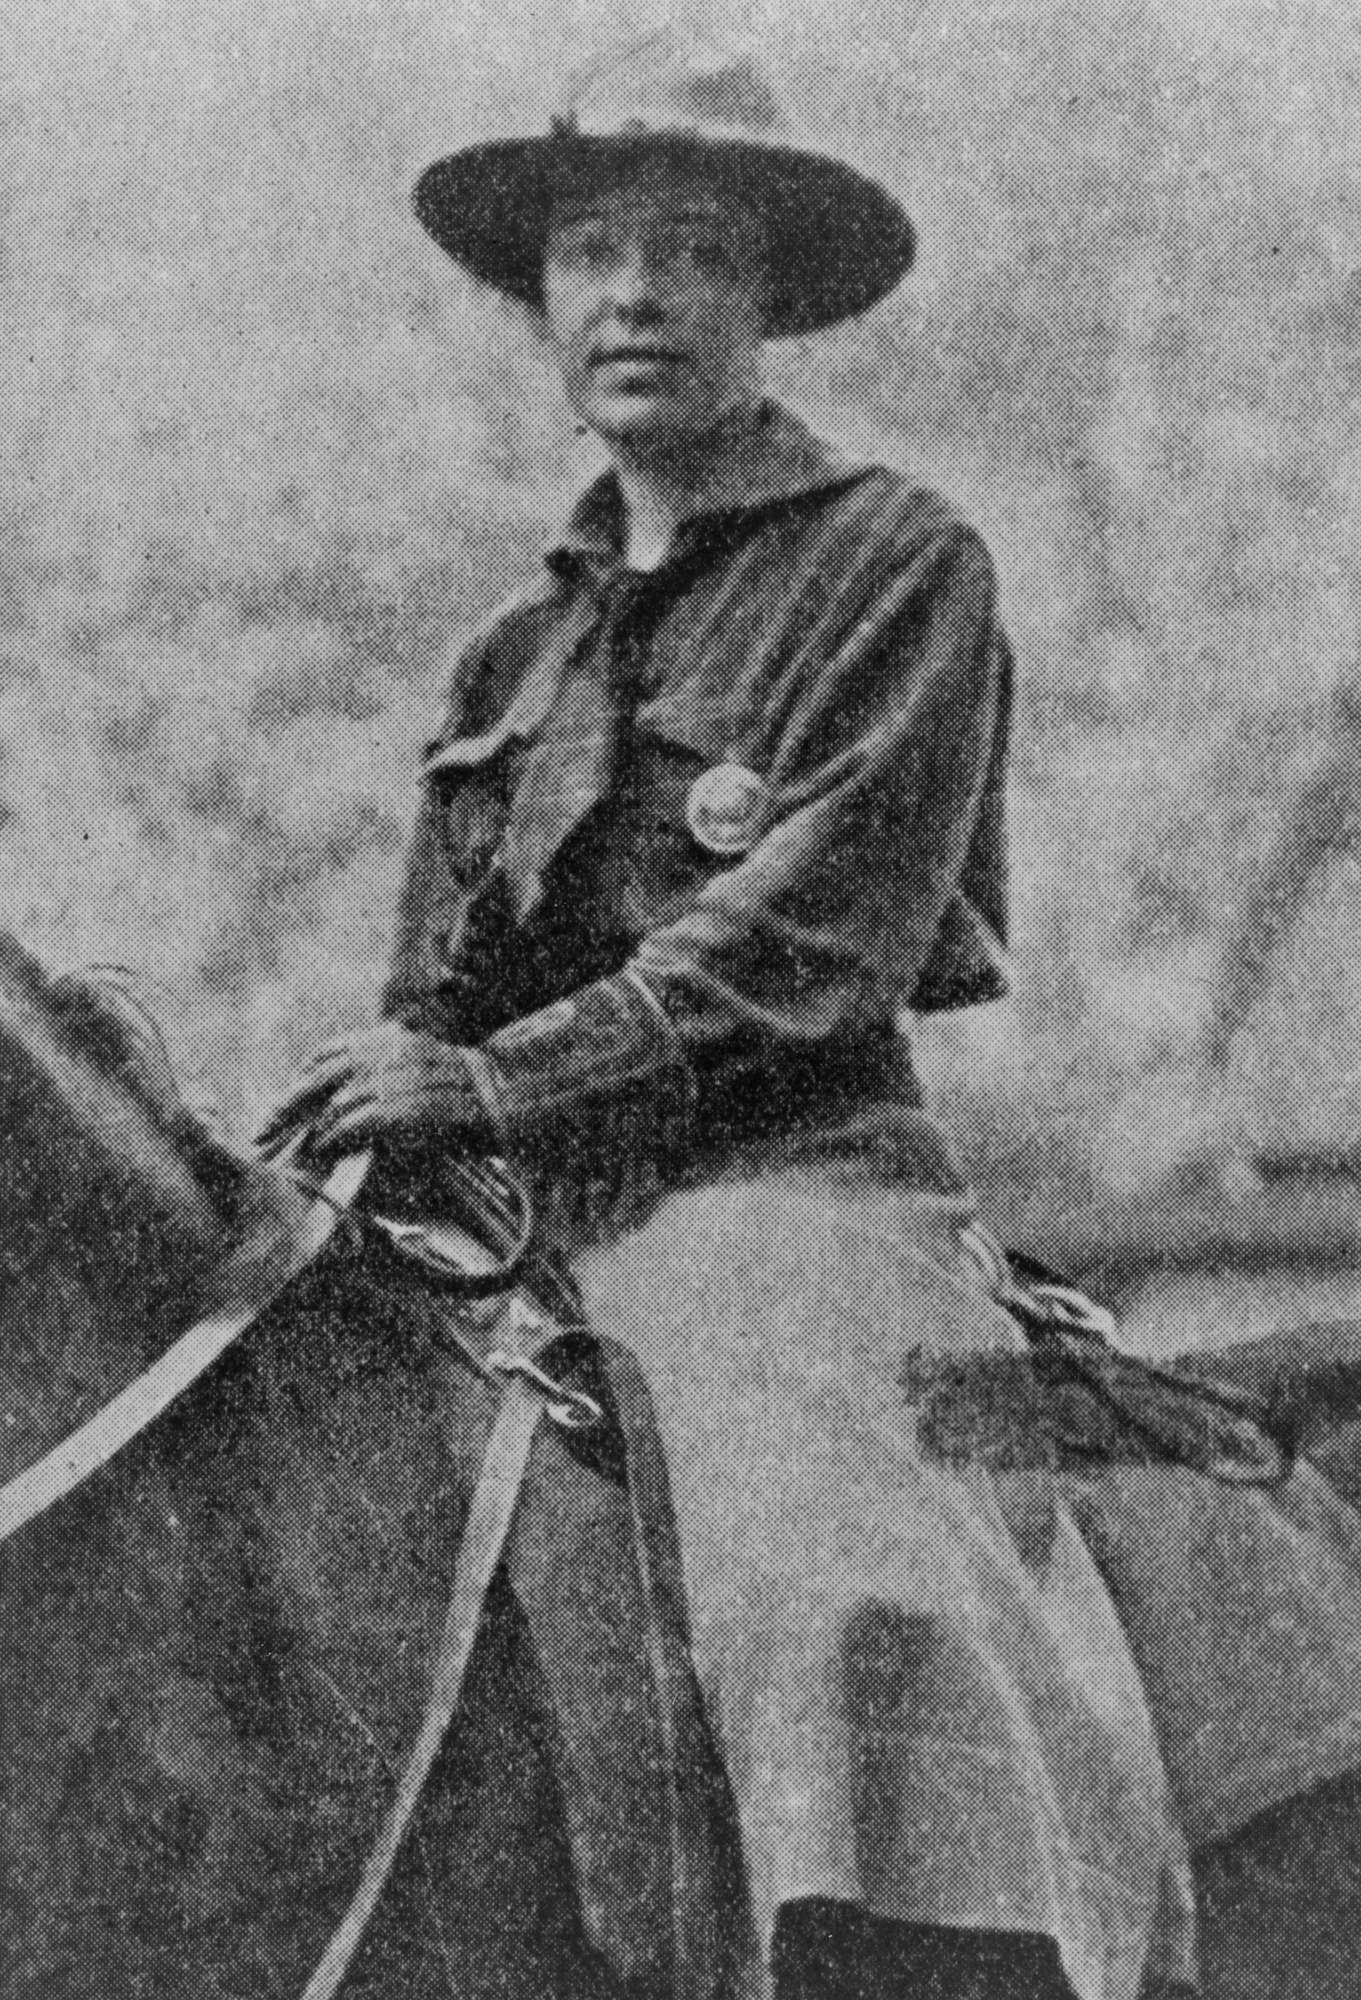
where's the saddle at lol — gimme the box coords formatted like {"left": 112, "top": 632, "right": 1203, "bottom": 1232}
{"left": 910, "top": 1221, "right": 1295, "bottom": 1485}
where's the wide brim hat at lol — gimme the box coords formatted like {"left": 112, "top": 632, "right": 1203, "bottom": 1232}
{"left": 413, "top": 40, "right": 916, "bottom": 339}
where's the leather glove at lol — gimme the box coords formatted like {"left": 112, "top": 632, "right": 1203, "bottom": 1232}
{"left": 255, "top": 1019, "right": 501, "bottom": 1165}
{"left": 256, "top": 972, "right": 690, "bottom": 1172}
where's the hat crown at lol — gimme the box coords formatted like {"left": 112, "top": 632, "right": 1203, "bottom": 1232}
{"left": 555, "top": 36, "right": 786, "bottom": 146}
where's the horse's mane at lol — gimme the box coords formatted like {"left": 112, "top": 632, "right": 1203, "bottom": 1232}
{"left": 0, "top": 931, "right": 249, "bottom": 1239}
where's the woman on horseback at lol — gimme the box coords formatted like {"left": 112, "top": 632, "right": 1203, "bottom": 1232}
{"left": 261, "top": 39, "right": 1194, "bottom": 2000}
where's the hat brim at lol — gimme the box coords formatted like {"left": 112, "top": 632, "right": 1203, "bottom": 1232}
{"left": 412, "top": 132, "right": 915, "bottom": 338}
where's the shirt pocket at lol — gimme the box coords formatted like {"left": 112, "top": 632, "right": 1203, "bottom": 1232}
{"left": 423, "top": 735, "right": 518, "bottom": 889}
{"left": 406, "top": 743, "right": 521, "bottom": 1030}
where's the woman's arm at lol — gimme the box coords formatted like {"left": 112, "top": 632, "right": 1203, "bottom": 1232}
{"left": 633, "top": 523, "right": 1008, "bottom": 1056}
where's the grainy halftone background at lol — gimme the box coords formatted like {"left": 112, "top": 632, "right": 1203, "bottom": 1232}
{"left": 4, "top": 0, "right": 1360, "bottom": 1226}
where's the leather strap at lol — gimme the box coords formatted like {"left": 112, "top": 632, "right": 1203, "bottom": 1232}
{"left": 301, "top": 1298, "right": 584, "bottom": 2000}
{"left": 599, "top": 1340, "right": 736, "bottom": 2000}
{"left": 961, "top": 1221, "right": 1294, "bottom": 1486}
{"left": 0, "top": 1152, "right": 373, "bottom": 1548}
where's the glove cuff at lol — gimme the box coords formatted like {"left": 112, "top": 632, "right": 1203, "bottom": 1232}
{"left": 480, "top": 970, "right": 692, "bottom": 1144}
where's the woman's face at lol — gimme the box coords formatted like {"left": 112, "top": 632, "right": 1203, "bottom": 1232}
{"left": 542, "top": 160, "right": 768, "bottom": 457}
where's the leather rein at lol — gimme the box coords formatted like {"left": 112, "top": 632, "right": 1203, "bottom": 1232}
{"left": 0, "top": 1146, "right": 602, "bottom": 2000}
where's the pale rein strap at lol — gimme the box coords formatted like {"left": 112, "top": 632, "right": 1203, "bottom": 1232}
{"left": 0, "top": 1151, "right": 373, "bottom": 1547}
{"left": 302, "top": 1295, "right": 599, "bottom": 2000}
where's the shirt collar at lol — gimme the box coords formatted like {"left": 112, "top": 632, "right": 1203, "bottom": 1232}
{"left": 545, "top": 401, "right": 865, "bottom": 578}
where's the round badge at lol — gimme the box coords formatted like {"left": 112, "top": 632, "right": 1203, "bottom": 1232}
{"left": 685, "top": 760, "right": 771, "bottom": 858}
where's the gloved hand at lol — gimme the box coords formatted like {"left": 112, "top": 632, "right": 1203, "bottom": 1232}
{"left": 257, "top": 973, "right": 691, "bottom": 1179}
{"left": 255, "top": 1019, "right": 500, "bottom": 1165}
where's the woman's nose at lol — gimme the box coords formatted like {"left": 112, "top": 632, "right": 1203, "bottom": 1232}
{"left": 603, "top": 246, "right": 667, "bottom": 317}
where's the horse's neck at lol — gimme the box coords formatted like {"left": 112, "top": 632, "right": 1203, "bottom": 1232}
{"left": 0, "top": 939, "right": 248, "bottom": 1482}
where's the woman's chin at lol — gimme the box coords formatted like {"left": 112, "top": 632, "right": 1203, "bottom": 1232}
{"left": 581, "top": 396, "right": 706, "bottom": 456}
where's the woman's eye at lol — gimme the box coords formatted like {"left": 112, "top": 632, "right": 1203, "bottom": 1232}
{"left": 553, "top": 228, "right": 615, "bottom": 269}
{"left": 658, "top": 231, "right": 736, "bottom": 275}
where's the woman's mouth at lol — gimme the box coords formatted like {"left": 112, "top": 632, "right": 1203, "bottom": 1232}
{"left": 590, "top": 346, "right": 686, "bottom": 373}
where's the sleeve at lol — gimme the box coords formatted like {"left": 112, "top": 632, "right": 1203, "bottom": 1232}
{"left": 630, "top": 522, "right": 1008, "bottom": 1059}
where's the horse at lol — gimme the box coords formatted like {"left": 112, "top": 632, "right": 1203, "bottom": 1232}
{"left": 0, "top": 933, "right": 751, "bottom": 2000}
{"left": 6, "top": 927, "right": 1361, "bottom": 2000}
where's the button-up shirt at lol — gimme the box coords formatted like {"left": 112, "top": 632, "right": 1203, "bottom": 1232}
{"left": 384, "top": 402, "right": 1012, "bottom": 1183}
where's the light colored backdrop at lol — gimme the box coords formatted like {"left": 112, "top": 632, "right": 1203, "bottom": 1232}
{"left": 3, "top": 0, "right": 1360, "bottom": 1232}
